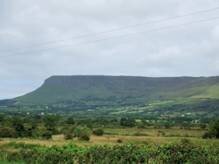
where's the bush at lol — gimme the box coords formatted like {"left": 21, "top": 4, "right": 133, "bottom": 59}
{"left": 12, "top": 121, "right": 26, "bottom": 137}
{"left": 42, "top": 131, "right": 52, "bottom": 140}
{"left": 64, "top": 132, "right": 74, "bottom": 140}
{"left": 158, "top": 142, "right": 207, "bottom": 163}
{"left": 209, "top": 119, "right": 219, "bottom": 138}
{"left": 73, "top": 126, "right": 91, "bottom": 141}
{"left": 117, "top": 139, "right": 123, "bottom": 143}
{"left": 0, "top": 127, "right": 16, "bottom": 138}
{"left": 203, "top": 119, "right": 219, "bottom": 139}
{"left": 79, "top": 134, "right": 90, "bottom": 141}
{"left": 202, "top": 132, "right": 213, "bottom": 139}
{"left": 93, "top": 129, "right": 104, "bottom": 136}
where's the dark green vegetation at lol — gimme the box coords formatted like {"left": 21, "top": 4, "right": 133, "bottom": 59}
{"left": 0, "top": 114, "right": 92, "bottom": 140}
{"left": 0, "top": 113, "right": 218, "bottom": 140}
{"left": 0, "top": 76, "right": 219, "bottom": 122}
{"left": 203, "top": 119, "right": 219, "bottom": 138}
{"left": 0, "top": 141, "right": 218, "bottom": 164}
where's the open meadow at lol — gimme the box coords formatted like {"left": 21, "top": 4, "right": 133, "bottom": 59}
{"left": 0, "top": 128, "right": 218, "bottom": 146}
{"left": 0, "top": 127, "right": 219, "bottom": 163}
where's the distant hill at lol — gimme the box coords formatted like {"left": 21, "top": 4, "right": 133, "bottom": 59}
{"left": 14, "top": 76, "right": 219, "bottom": 108}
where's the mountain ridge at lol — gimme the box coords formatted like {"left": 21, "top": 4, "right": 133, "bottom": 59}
{"left": 14, "top": 75, "right": 219, "bottom": 106}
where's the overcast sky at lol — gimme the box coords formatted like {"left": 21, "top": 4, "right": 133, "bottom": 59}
{"left": 0, "top": 0, "right": 219, "bottom": 99}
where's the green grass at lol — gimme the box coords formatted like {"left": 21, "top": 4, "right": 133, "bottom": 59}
{"left": 193, "top": 84, "right": 219, "bottom": 98}
{"left": 0, "top": 127, "right": 214, "bottom": 147}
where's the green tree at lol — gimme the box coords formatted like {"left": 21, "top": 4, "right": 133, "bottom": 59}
{"left": 12, "top": 118, "right": 26, "bottom": 137}
{"left": 203, "top": 119, "right": 219, "bottom": 139}
{"left": 43, "top": 115, "right": 60, "bottom": 133}
{"left": 209, "top": 119, "right": 219, "bottom": 138}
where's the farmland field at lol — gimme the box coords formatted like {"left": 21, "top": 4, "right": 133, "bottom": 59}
{"left": 0, "top": 128, "right": 213, "bottom": 146}
{"left": 0, "top": 127, "right": 219, "bottom": 163}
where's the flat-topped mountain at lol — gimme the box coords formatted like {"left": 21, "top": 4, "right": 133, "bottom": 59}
{"left": 14, "top": 75, "right": 219, "bottom": 107}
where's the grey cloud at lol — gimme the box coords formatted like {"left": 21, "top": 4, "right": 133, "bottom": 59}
{"left": 0, "top": 0, "right": 219, "bottom": 98}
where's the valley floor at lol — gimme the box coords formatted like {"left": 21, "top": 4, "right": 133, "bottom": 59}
{"left": 0, "top": 128, "right": 218, "bottom": 147}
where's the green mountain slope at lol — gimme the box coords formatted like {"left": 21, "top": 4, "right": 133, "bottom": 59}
{"left": 15, "top": 75, "right": 219, "bottom": 107}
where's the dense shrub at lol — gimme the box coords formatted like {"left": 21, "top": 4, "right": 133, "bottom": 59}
{"left": 117, "top": 139, "right": 123, "bottom": 143}
{"left": 12, "top": 121, "right": 26, "bottom": 137}
{"left": 209, "top": 119, "right": 219, "bottom": 138}
{"left": 79, "top": 134, "right": 90, "bottom": 141}
{"left": 0, "top": 127, "right": 16, "bottom": 138}
{"left": 93, "top": 128, "right": 104, "bottom": 136}
{"left": 1, "top": 142, "right": 218, "bottom": 164}
{"left": 73, "top": 126, "right": 91, "bottom": 141}
{"left": 157, "top": 143, "right": 207, "bottom": 163}
{"left": 202, "top": 132, "right": 214, "bottom": 139}
{"left": 64, "top": 132, "right": 74, "bottom": 140}
{"left": 203, "top": 119, "right": 219, "bottom": 139}
{"left": 42, "top": 131, "right": 52, "bottom": 140}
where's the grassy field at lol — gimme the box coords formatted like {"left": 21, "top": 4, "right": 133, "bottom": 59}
{"left": 0, "top": 127, "right": 218, "bottom": 163}
{"left": 0, "top": 127, "right": 218, "bottom": 147}
{"left": 1, "top": 135, "right": 218, "bottom": 147}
